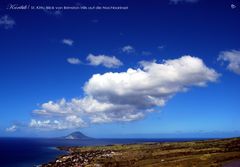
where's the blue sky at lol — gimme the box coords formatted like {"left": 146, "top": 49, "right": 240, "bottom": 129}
{"left": 0, "top": 0, "right": 240, "bottom": 138}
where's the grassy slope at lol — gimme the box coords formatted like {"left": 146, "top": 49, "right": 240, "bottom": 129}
{"left": 44, "top": 138, "right": 240, "bottom": 167}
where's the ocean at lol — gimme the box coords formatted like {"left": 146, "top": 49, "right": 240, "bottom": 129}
{"left": 0, "top": 138, "right": 205, "bottom": 167}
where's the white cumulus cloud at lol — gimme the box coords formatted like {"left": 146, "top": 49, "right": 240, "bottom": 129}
{"left": 84, "top": 56, "right": 219, "bottom": 113}
{"left": 0, "top": 15, "right": 15, "bottom": 29}
{"left": 29, "top": 55, "right": 219, "bottom": 130}
{"left": 33, "top": 99, "right": 72, "bottom": 116}
{"left": 62, "top": 38, "right": 74, "bottom": 46}
{"left": 67, "top": 57, "right": 81, "bottom": 65}
{"left": 86, "top": 54, "right": 123, "bottom": 68}
{"left": 218, "top": 50, "right": 240, "bottom": 75}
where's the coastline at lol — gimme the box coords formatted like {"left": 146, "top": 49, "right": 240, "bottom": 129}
{"left": 41, "top": 137, "right": 240, "bottom": 167}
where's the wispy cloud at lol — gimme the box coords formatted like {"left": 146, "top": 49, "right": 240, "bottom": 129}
{"left": 29, "top": 116, "right": 86, "bottom": 130}
{"left": 218, "top": 50, "right": 240, "bottom": 75}
{"left": 0, "top": 15, "right": 15, "bottom": 29}
{"left": 231, "top": 4, "right": 237, "bottom": 9}
{"left": 62, "top": 38, "right": 74, "bottom": 46}
{"left": 86, "top": 54, "right": 123, "bottom": 68}
{"left": 122, "top": 45, "right": 135, "bottom": 54}
{"left": 67, "top": 58, "right": 81, "bottom": 65}
{"left": 6, "top": 125, "right": 17, "bottom": 132}
{"left": 19, "top": 55, "right": 219, "bottom": 130}
{"left": 170, "top": 0, "right": 199, "bottom": 4}
{"left": 158, "top": 45, "right": 165, "bottom": 50}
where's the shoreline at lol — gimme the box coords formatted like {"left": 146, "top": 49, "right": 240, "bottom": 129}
{"left": 42, "top": 137, "right": 240, "bottom": 167}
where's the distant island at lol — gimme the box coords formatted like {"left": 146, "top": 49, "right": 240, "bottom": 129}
{"left": 62, "top": 131, "right": 92, "bottom": 140}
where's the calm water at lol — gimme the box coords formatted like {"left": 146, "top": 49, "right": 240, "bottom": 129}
{"left": 0, "top": 138, "right": 206, "bottom": 167}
